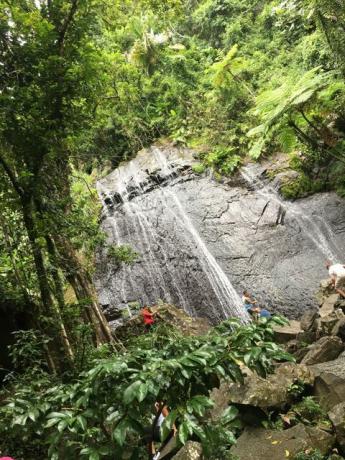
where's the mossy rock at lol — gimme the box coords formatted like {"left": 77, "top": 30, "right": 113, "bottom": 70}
{"left": 280, "top": 174, "right": 325, "bottom": 199}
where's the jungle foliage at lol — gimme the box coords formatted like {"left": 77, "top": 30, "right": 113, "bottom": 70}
{"left": 0, "top": 317, "right": 291, "bottom": 460}
{"left": 1, "top": 0, "right": 345, "bottom": 458}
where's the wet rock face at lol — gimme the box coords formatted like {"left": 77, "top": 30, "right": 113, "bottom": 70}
{"left": 94, "top": 145, "right": 345, "bottom": 324}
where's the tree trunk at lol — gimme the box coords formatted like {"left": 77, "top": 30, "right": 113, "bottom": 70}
{"left": 53, "top": 235, "right": 117, "bottom": 346}
{"left": 45, "top": 235, "right": 75, "bottom": 362}
{"left": 20, "top": 196, "right": 74, "bottom": 369}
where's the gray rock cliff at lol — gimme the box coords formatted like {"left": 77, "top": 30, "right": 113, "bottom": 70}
{"left": 94, "top": 145, "right": 345, "bottom": 325}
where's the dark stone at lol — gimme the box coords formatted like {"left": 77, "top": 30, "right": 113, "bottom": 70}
{"left": 300, "top": 310, "right": 319, "bottom": 331}
{"left": 112, "top": 192, "right": 123, "bottom": 205}
{"left": 273, "top": 321, "right": 302, "bottom": 343}
{"left": 328, "top": 402, "right": 345, "bottom": 454}
{"left": 294, "top": 347, "right": 310, "bottom": 363}
{"left": 301, "top": 336, "right": 344, "bottom": 365}
{"left": 230, "top": 424, "right": 335, "bottom": 460}
{"left": 213, "top": 363, "right": 313, "bottom": 410}
{"left": 95, "top": 145, "right": 345, "bottom": 324}
{"left": 286, "top": 339, "right": 299, "bottom": 353}
{"left": 313, "top": 355, "right": 345, "bottom": 410}
{"left": 332, "top": 318, "right": 345, "bottom": 341}
{"left": 297, "top": 330, "right": 318, "bottom": 345}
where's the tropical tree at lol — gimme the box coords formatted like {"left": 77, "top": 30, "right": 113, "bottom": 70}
{"left": 0, "top": 0, "right": 115, "bottom": 370}
{"left": 247, "top": 67, "right": 344, "bottom": 159}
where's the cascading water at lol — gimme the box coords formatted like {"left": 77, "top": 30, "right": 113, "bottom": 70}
{"left": 95, "top": 144, "right": 345, "bottom": 321}
{"left": 241, "top": 165, "right": 340, "bottom": 262}
{"left": 152, "top": 148, "right": 244, "bottom": 319}
{"left": 96, "top": 147, "right": 246, "bottom": 323}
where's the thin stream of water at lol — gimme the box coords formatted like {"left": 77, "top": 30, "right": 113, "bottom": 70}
{"left": 152, "top": 148, "right": 245, "bottom": 319}
{"left": 241, "top": 166, "right": 340, "bottom": 262}
{"left": 97, "top": 148, "right": 247, "bottom": 321}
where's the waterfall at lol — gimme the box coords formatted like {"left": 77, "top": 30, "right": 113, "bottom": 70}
{"left": 97, "top": 148, "right": 247, "bottom": 322}
{"left": 241, "top": 165, "right": 340, "bottom": 262}
{"left": 152, "top": 148, "right": 244, "bottom": 319}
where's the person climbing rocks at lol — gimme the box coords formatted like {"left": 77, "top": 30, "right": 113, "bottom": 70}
{"left": 326, "top": 260, "right": 345, "bottom": 298}
{"left": 145, "top": 402, "right": 177, "bottom": 460}
{"left": 242, "top": 290, "right": 271, "bottom": 319}
{"left": 141, "top": 306, "right": 155, "bottom": 330}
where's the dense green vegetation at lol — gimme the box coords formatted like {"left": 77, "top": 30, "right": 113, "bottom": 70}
{"left": 1, "top": 0, "right": 345, "bottom": 458}
{"left": 0, "top": 317, "right": 291, "bottom": 459}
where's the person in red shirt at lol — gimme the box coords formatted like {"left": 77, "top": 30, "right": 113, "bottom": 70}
{"left": 141, "top": 306, "right": 155, "bottom": 330}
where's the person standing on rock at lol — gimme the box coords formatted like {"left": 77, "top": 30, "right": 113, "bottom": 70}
{"left": 326, "top": 261, "right": 345, "bottom": 298}
{"left": 141, "top": 306, "right": 155, "bottom": 330}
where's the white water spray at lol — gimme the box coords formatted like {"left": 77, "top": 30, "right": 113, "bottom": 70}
{"left": 241, "top": 166, "right": 339, "bottom": 262}
{"left": 152, "top": 148, "right": 245, "bottom": 319}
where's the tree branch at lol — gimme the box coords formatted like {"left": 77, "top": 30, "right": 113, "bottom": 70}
{"left": 0, "top": 155, "right": 24, "bottom": 197}
{"left": 57, "top": 0, "right": 79, "bottom": 55}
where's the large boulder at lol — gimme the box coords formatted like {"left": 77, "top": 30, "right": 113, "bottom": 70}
{"left": 273, "top": 320, "right": 303, "bottom": 344}
{"left": 328, "top": 402, "right": 345, "bottom": 454}
{"left": 319, "top": 294, "right": 340, "bottom": 318}
{"left": 300, "top": 310, "right": 319, "bottom": 332}
{"left": 332, "top": 318, "right": 345, "bottom": 341}
{"left": 96, "top": 145, "right": 345, "bottom": 323}
{"left": 230, "top": 424, "right": 335, "bottom": 460}
{"left": 319, "top": 310, "right": 345, "bottom": 336}
{"left": 171, "top": 441, "right": 202, "bottom": 460}
{"left": 301, "top": 336, "right": 344, "bottom": 365}
{"left": 114, "top": 304, "right": 210, "bottom": 339}
{"left": 216, "top": 363, "right": 314, "bottom": 410}
{"left": 313, "top": 354, "right": 345, "bottom": 410}
{"left": 316, "top": 280, "right": 337, "bottom": 306}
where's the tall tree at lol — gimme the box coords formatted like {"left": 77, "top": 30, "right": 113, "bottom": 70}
{"left": 0, "top": 0, "right": 114, "bottom": 368}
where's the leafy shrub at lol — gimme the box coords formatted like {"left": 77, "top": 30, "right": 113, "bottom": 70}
{"left": 192, "top": 163, "right": 206, "bottom": 174}
{"left": 289, "top": 397, "right": 328, "bottom": 427}
{"left": 204, "top": 148, "right": 241, "bottom": 175}
{"left": 0, "top": 316, "right": 292, "bottom": 459}
{"left": 107, "top": 244, "right": 139, "bottom": 265}
{"left": 280, "top": 174, "right": 325, "bottom": 200}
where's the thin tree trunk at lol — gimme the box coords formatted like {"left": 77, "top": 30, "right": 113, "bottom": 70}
{"left": 299, "top": 109, "right": 323, "bottom": 136}
{"left": 0, "top": 215, "right": 31, "bottom": 304}
{"left": 21, "top": 197, "right": 75, "bottom": 369}
{"left": 21, "top": 197, "right": 54, "bottom": 315}
{"left": 45, "top": 235, "right": 75, "bottom": 362}
{"left": 53, "top": 235, "right": 117, "bottom": 345}
{"left": 289, "top": 120, "right": 319, "bottom": 148}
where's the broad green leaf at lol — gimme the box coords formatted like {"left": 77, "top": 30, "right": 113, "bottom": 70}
{"left": 123, "top": 381, "right": 142, "bottom": 405}
{"left": 113, "top": 419, "right": 130, "bottom": 447}
{"left": 137, "top": 382, "right": 148, "bottom": 402}
{"left": 222, "top": 406, "right": 239, "bottom": 424}
{"left": 179, "top": 421, "right": 190, "bottom": 445}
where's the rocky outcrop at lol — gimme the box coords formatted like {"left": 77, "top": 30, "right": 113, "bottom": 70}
{"left": 328, "top": 403, "right": 345, "bottom": 454}
{"left": 301, "top": 336, "right": 344, "bottom": 365}
{"left": 209, "top": 363, "right": 314, "bottom": 415}
{"left": 171, "top": 441, "right": 202, "bottom": 460}
{"left": 273, "top": 320, "right": 303, "bottom": 343}
{"left": 230, "top": 424, "right": 335, "bottom": 460}
{"left": 313, "top": 354, "right": 345, "bottom": 410}
{"left": 114, "top": 304, "right": 210, "bottom": 340}
{"left": 95, "top": 145, "right": 345, "bottom": 324}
